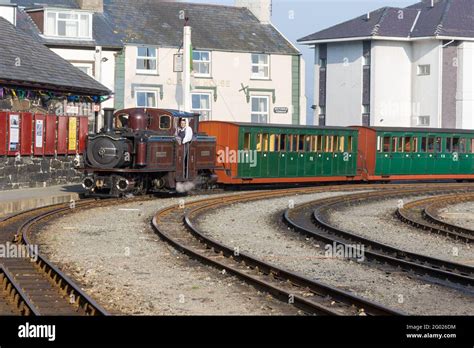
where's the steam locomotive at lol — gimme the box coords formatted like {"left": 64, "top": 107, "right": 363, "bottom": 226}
{"left": 81, "top": 108, "right": 217, "bottom": 197}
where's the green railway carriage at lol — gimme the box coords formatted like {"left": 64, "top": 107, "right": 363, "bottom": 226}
{"left": 374, "top": 127, "right": 474, "bottom": 176}
{"left": 200, "top": 121, "right": 359, "bottom": 184}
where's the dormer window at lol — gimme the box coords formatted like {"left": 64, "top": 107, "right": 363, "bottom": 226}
{"left": 44, "top": 10, "right": 92, "bottom": 39}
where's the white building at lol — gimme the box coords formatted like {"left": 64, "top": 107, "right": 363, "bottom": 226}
{"left": 298, "top": 0, "right": 474, "bottom": 129}
{"left": 11, "top": 0, "right": 306, "bottom": 126}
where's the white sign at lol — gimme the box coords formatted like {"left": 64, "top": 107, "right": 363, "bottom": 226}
{"left": 9, "top": 114, "right": 19, "bottom": 151}
{"left": 174, "top": 54, "right": 183, "bottom": 72}
{"left": 35, "top": 120, "right": 43, "bottom": 148}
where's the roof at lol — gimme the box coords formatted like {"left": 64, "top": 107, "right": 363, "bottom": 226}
{"left": 14, "top": 0, "right": 299, "bottom": 55}
{"left": 298, "top": 0, "right": 474, "bottom": 44}
{"left": 104, "top": 0, "right": 298, "bottom": 54}
{"left": 372, "top": 126, "right": 474, "bottom": 134}
{"left": 203, "top": 121, "right": 356, "bottom": 131}
{"left": 0, "top": 16, "right": 110, "bottom": 95}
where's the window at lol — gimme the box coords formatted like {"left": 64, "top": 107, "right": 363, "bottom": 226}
{"left": 159, "top": 115, "right": 171, "bottom": 130}
{"left": 316, "top": 136, "right": 323, "bottom": 152}
{"left": 404, "top": 137, "right": 412, "bottom": 152}
{"left": 417, "top": 64, "right": 431, "bottom": 76}
{"left": 279, "top": 134, "right": 287, "bottom": 152}
{"left": 44, "top": 10, "right": 92, "bottom": 39}
{"left": 72, "top": 63, "right": 93, "bottom": 77}
{"left": 243, "top": 133, "right": 251, "bottom": 151}
{"left": 256, "top": 134, "right": 263, "bottom": 152}
{"left": 347, "top": 136, "right": 353, "bottom": 152}
{"left": 193, "top": 51, "right": 211, "bottom": 76}
{"left": 304, "top": 136, "right": 312, "bottom": 152}
{"left": 397, "top": 137, "right": 404, "bottom": 152}
{"left": 460, "top": 138, "right": 467, "bottom": 153}
{"left": 471, "top": 139, "right": 474, "bottom": 154}
{"left": 292, "top": 135, "right": 298, "bottom": 152}
{"left": 251, "top": 96, "right": 269, "bottom": 123}
{"left": 421, "top": 137, "right": 428, "bottom": 152}
{"left": 269, "top": 134, "right": 279, "bottom": 152}
{"left": 137, "top": 47, "right": 157, "bottom": 74}
{"left": 413, "top": 138, "right": 418, "bottom": 152}
{"left": 391, "top": 137, "right": 398, "bottom": 153}
{"left": 262, "top": 134, "right": 269, "bottom": 152}
{"left": 286, "top": 135, "right": 293, "bottom": 151}
{"left": 325, "top": 136, "right": 334, "bottom": 152}
{"left": 136, "top": 90, "right": 157, "bottom": 107}
{"left": 383, "top": 136, "right": 391, "bottom": 152}
{"left": 338, "top": 136, "right": 345, "bottom": 152}
{"left": 298, "top": 135, "right": 305, "bottom": 152}
{"left": 447, "top": 137, "right": 465, "bottom": 153}
{"left": 191, "top": 93, "right": 211, "bottom": 121}
{"left": 251, "top": 54, "right": 270, "bottom": 79}
{"left": 417, "top": 116, "right": 430, "bottom": 126}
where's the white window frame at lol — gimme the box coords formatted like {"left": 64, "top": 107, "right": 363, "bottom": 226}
{"left": 135, "top": 90, "right": 158, "bottom": 108}
{"left": 44, "top": 10, "right": 93, "bottom": 39}
{"left": 71, "top": 62, "right": 94, "bottom": 77}
{"left": 417, "top": 64, "right": 431, "bottom": 76}
{"left": 417, "top": 115, "right": 430, "bottom": 126}
{"left": 191, "top": 92, "right": 212, "bottom": 121}
{"left": 251, "top": 96, "right": 270, "bottom": 123}
{"left": 251, "top": 54, "right": 270, "bottom": 80}
{"left": 136, "top": 46, "right": 158, "bottom": 75}
{"left": 193, "top": 50, "right": 211, "bottom": 77}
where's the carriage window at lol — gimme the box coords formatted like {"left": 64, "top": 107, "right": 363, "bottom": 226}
{"left": 256, "top": 134, "right": 263, "bottom": 152}
{"left": 269, "top": 134, "right": 278, "bottom": 152}
{"left": 339, "top": 136, "right": 345, "bottom": 152}
{"left": 397, "top": 137, "right": 404, "bottom": 152}
{"left": 304, "top": 136, "right": 312, "bottom": 152}
{"left": 316, "top": 136, "right": 323, "bottom": 152}
{"left": 311, "top": 136, "right": 317, "bottom": 152}
{"left": 243, "top": 133, "right": 251, "bottom": 151}
{"left": 326, "top": 136, "right": 334, "bottom": 152}
{"left": 434, "top": 137, "right": 442, "bottom": 153}
{"left": 421, "top": 137, "right": 428, "bottom": 152}
{"left": 427, "top": 137, "right": 435, "bottom": 153}
{"left": 334, "top": 136, "right": 339, "bottom": 153}
{"left": 159, "top": 115, "right": 171, "bottom": 129}
{"left": 471, "top": 139, "right": 474, "bottom": 154}
{"left": 279, "top": 134, "right": 287, "bottom": 152}
{"left": 383, "top": 136, "right": 391, "bottom": 152}
{"left": 391, "top": 137, "right": 398, "bottom": 153}
{"left": 292, "top": 135, "right": 298, "bottom": 152}
{"left": 404, "top": 137, "right": 411, "bottom": 152}
{"left": 452, "top": 137, "right": 460, "bottom": 153}
{"left": 298, "top": 135, "right": 305, "bottom": 152}
{"left": 460, "top": 138, "right": 467, "bottom": 153}
{"left": 412, "top": 137, "right": 418, "bottom": 152}
{"left": 261, "top": 134, "right": 269, "bottom": 152}
{"left": 286, "top": 135, "right": 293, "bottom": 151}
{"left": 347, "top": 136, "right": 353, "bottom": 152}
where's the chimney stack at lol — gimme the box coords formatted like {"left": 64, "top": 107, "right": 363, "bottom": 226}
{"left": 235, "top": 0, "right": 272, "bottom": 24}
{"left": 77, "top": 0, "right": 103, "bottom": 13}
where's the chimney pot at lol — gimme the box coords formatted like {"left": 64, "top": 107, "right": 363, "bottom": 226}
{"left": 77, "top": 0, "right": 103, "bottom": 13}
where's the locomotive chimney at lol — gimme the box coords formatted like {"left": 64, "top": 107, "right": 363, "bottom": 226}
{"left": 103, "top": 108, "right": 114, "bottom": 133}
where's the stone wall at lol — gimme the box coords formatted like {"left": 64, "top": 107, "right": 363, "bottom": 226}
{"left": 0, "top": 155, "right": 83, "bottom": 190}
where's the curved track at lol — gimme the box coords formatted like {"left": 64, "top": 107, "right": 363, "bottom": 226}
{"left": 397, "top": 193, "right": 474, "bottom": 243}
{"left": 151, "top": 186, "right": 431, "bottom": 316}
{"left": 0, "top": 201, "right": 110, "bottom": 316}
{"left": 283, "top": 187, "right": 474, "bottom": 292}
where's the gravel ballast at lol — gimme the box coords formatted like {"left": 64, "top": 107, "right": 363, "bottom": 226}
{"left": 329, "top": 197, "right": 473, "bottom": 266}
{"left": 197, "top": 192, "right": 474, "bottom": 315}
{"left": 438, "top": 201, "right": 474, "bottom": 231}
{"left": 35, "top": 194, "right": 299, "bottom": 316}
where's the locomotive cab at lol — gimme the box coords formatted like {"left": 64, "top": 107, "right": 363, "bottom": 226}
{"left": 82, "top": 108, "right": 216, "bottom": 197}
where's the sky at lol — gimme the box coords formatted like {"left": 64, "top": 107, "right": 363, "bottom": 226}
{"left": 182, "top": 0, "right": 417, "bottom": 124}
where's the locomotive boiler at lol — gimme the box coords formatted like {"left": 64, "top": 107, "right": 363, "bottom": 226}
{"left": 81, "top": 108, "right": 217, "bottom": 197}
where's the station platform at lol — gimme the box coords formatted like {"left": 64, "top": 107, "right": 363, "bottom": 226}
{"left": 0, "top": 184, "right": 84, "bottom": 217}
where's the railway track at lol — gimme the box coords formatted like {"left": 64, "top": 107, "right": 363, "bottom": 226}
{"left": 0, "top": 200, "right": 110, "bottom": 316}
{"left": 283, "top": 187, "right": 474, "bottom": 292}
{"left": 151, "top": 185, "right": 423, "bottom": 316}
{"left": 396, "top": 193, "right": 474, "bottom": 243}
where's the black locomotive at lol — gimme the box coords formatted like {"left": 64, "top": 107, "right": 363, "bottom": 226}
{"left": 80, "top": 108, "right": 217, "bottom": 196}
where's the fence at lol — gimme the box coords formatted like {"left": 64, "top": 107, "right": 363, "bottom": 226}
{"left": 0, "top": 112, "right": 88, "bottom": 156}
